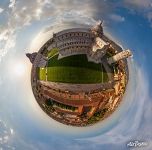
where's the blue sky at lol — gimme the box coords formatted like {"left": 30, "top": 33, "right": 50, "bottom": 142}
{"left": 0, "top": 0, "right": 152, "bottom": 150}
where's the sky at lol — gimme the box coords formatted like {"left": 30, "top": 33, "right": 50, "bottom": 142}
{"left": 0, "top": 0, "right": 152, "bottom": 150}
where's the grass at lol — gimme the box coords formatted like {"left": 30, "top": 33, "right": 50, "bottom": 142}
{"left": 47, "top": 48, "right": 59, "bottom": 58}
{"left": 37, "top": 66, "right": 108, "bottom": 84}
{"left": 52, "top": 100, "right": 76, "bottom": 111}
{"left": 38, "top": 68, "right": 46, "bottom": 80}
{"left": 47, "top": 54, "right": 102, "bottom": 71}
{"left": 37, "top": 54, "right": 110, "bottom": 84}
{"left": 87, "top": 108, "right": 108, "bottom": 124}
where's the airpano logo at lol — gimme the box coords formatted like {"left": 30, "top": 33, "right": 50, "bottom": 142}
{"left": 127, "top": 140, "right": 148, "bottom": 148}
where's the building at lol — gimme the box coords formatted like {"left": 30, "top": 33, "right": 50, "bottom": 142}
{"left": 107, "top": 49, "right": 132, "bottom": 64}
{"left": 90, "top": 20, "right": 103, "bottom": 37}
{"left": 88, "top": 37, "right": 109, "bottom": 63}
{"left": 26, "top": 52, "right": 47, "bottom": 67}
{"left": 26, "top": 52, "right": 37, "bottom": 64}
{"left": 27, "top": 21, "right": 131, "bottom": 126}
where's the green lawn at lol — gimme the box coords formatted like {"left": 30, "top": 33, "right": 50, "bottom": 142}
{"left": 37, "top": 54, "right": 110, "bottom": 84}
{"left": 47, "top": 48, "right": 59, "bottom": 58}
{"left": 38, "top": 68, "right": 46, "bottom": 80}
{"left": 47, "top": 54, "right": 102, "bottom": 71}
{"left": 37, "top": 66, "right": 108, "bottom": 83}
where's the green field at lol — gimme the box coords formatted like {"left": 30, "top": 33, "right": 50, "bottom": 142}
{"left": 38, "top": 66, "right": 108, "bottom": 83}
{"left": 47, "top": 48, "right": 59, "bottom": 58}
{"left": 47, "top": 54, "right": 102, "bottom": 71}
{"left": 37, "top": 54, "right": 109, "bottom": 84}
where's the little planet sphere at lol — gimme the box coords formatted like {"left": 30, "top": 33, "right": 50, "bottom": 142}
{"left": 27, "top": 21, "right": 132, "bottom": 126}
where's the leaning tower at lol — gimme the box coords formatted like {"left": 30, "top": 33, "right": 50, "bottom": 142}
{"left": 107, "top": 49, "right": 132, "bottom": 65}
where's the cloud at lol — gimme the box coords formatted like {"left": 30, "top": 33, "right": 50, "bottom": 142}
{"left": 0, "top": 1, "right": 152, "bottom": 149}
{"left": 0, "top": 8, "right": 4, "bottom": 13}
{"left": 109, "top": 14, "right": 125, "bottom": 22}
{"left": 0, "top": 28, "right": 16, "bottom": 61}
{"left": 9, "top": 0, "right": 16, "bottom": 8}
{"left": 147, "top": 12, "right": 152, "bottom": 25}
{"left": 0, "top": 0, "right": 114, "bottom": 62}
{"left": 79, "top": 60, "right": 152, "bottom": 149}
{"left": 0, "top": 0, "right": 151, "bottom": 61}
{"left": 0, "top": 0, "right": 47, "bottom": 61}
{"left": 0, "top": 120, "right": 14, "bottom": 149}
{"left": 124, "top": 0, "right": 152, "bottom": 9}
{"left": 123, "top": 0, "right": 152, "bottom": 27}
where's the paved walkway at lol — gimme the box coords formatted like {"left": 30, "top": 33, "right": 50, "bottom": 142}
{"left": 39, "top": 81, "right": 113, "bottom": 93}
{"left": 102, "top": 58, "right": 114, "bottom": 81}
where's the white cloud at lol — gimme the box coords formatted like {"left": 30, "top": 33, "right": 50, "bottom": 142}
{"left": 0, "top": 0, "right": 151, "bottom": 149}
{"left": 123, "top": 0, "right": 152, "bottom": 27}
{"left": 109, "top": 14, "right": 125, "bottom": 22}
{"left": 0, "top": 8, "right": 4, "bottom": 13}
{"left": 10, "top": 129, "right": 14, "bottom": 135}
{"left": 124, "top": 0, "right": 152, "bottom": 9}
{"left": 0, "top": 120, "right": 14, "bottom": 147}
{"left": 0, "top": 0, "right": 112, "bottom": 61}
{"left": 9, "top": 0, "right": 16, "bottom": 8}
{"left": 147, "top": 12, "right": 152, "bottom": 22}
{"left": 0, "top": 29, "right": 16, "bottom": 60}
{"left": 80, "top": 60, "right": 152, "bottom": 148}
